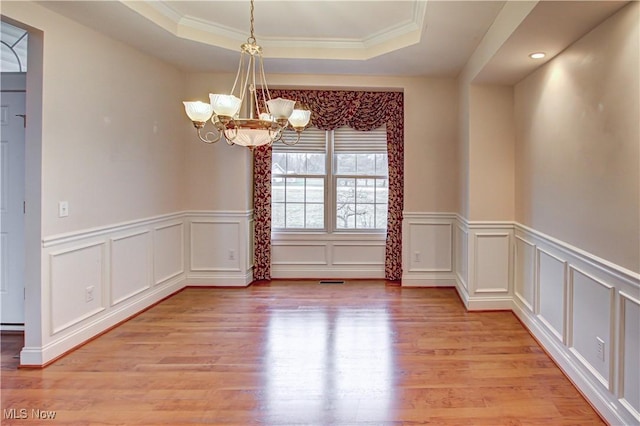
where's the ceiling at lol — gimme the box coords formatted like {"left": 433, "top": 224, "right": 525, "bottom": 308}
{"left": 38, "top": 0, "right": 629, "bottom": 84}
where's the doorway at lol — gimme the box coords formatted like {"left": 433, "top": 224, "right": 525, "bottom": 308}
{"left": 1, "top": 20, "right": 28, "bottom": 330}
{"left": 0, "top": 89, "right": 26, "bottom": 329}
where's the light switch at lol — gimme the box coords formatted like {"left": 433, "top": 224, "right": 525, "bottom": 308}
{"left": 58, "top": 201, "right": 69, "bottom": 217}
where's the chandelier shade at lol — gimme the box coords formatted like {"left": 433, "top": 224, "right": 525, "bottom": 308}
{"left": 183, "top": 101, "right": 213, "bottom": 123}
{"left": 182, "top": 0, "right": 311, "bottom": 148}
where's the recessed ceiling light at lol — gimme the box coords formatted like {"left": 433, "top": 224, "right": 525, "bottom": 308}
{"left": 529, "top": 52, "right": 546, "bottom": 59}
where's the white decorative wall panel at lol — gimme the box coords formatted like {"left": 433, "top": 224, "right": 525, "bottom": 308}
{"left": 401, "top": 213, "right": 456, "bottom": 287}
{"left": 569, "top": 267, "right": 614, "bottom": 387}
{"left": 333, "top": 243, "right": 385, "bottom": 265}
{"left": 620, "top": 292, "right": 640, "bottom": 419}
{"left": 154, "top": 222, "right": 184, "bottom": 283}
{"left": 185, "top": 212, "right": 253, "bottom": 286}
{"left": 454, "top": 224, "right": 468, "bottom": 289}
{"left": 110, "top": 231, "right": 150, "bottom": 305}
{"left": 190, "top": 221, "right": 241, "bottom": 271}
{"left": 272, "top": 243, "right": 327, "bottom": 266}
{"left": 514, "top": 236, "right": 535, "bottom": 311}
{"left": 50, "top": 243, "right": 105, "bottom": 334}
{"left": 271, "top": 233, "right": 385, "bottom": 279}
{"left": 537, "top": 248, "right": 566, "bottom": 342}
{"left": 407, "top": 223, "right": 452, "bottom": 272}
{"left": 473, "top": 233, "right": 510, "bottom": 294}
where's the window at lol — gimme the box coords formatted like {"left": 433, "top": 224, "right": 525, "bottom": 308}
{"left": 272, "top": 125, "right": 388, "bottom": 232}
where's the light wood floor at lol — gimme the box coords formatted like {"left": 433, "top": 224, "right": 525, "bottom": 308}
{"left": 1, "top": 281, "right": 604, "bottom": 425}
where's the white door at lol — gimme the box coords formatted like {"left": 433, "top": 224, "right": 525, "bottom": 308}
{"left": 0, "top": 91, "right": 26, "bottom": 326}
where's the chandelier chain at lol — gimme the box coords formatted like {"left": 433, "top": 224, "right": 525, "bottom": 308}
{"left": 248, "top": 0, "right": 256, "bottom": 44}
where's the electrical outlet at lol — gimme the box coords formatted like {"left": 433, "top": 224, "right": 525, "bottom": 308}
{"left": 414, "top": 251, "right": 421, "bottom": 263}
{"left": 228, "top": 249, "right": 236, "bottom": 261}
{"left": 85, "top": 286, "right": 95, "bottom": 303}
{"left": 596, "top": 337, "right": 605, "bottom": 361}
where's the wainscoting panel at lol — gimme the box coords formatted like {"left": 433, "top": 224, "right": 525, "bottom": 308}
{"left": 536, "top": 248, "right": 567, "bottom": 342}
{"left": 153, "top": 222, "right": 184, "bottom": 285}
{"left": 569, "top": 266, "right": 614, "bottom": 388}
{"left": 407, "top": 222, "right": 452, "bottom": 272}
{"left": 190, "top": 221, "right": 241, "bottom": 271}
{"left": 473, "top": 233, "right": 511, "bottom": 294}
{"left": 511, "top": 223, "right": 639, "bottom": 426}
{"left": 110, "top": 231, "right": 151, "bottom": 306}
{"left": 454, "top": 223, "right": 468, "bottom": 290}
{"left": 272, "top": 242, "right": 328, "bottom": 266}
{"left": 28, "top": 213, "right": 187, "bottom": 367}
{"left": 514, "top": 236, "right": 535, "bottom": 312}
{"left": 332, "top": 242, "right": 385, "bottom": 265}
{"left": 185, "top": 212, "right": 254, "bottom": 286}
{"left": 49, "top": 242, "right": 105, "bottom": 334}
{"left": 402, "top": 213, "right": 456, "bottom": 287}
{"left": 619, "top": 292, "right": 640, "bottom": 420}
{"left": 271, "top": 233, "right": 385, "bottom": 279}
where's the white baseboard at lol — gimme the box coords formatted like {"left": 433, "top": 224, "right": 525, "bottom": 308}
{"left": 401, "top": 275, "right": 456, "bottom": 287}
{"left": 271, "top": 268, "right": 385, "bottom": 280}
{"left": 185, "top": 270, "right": 254, "bottom": 287}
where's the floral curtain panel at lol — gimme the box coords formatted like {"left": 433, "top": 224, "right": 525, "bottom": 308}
{"left": 253, "top": 90, "right": 404, "bottom": 281}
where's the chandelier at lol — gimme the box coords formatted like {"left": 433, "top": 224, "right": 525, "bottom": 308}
{"left": 182, "top": 0, "right": 311, "bottom": 148}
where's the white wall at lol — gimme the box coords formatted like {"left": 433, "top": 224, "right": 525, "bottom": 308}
{"left": 3, "top": 2, "right": 188, "bottom": 238}
{"left": 514, "top": 2, "right": 639, "bottom": 273}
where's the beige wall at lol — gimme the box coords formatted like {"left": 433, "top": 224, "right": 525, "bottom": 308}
{"left": 2, "top": 1, "right": 187, "bottom": 237}
{"left": 468, "top": 84, "right": 515, "bottom": 221}
{"left": 184, "top": 73, "right": 460, "bottom": 214}
{"left": 514, "top": 2, "right": 639, "bottom": 272}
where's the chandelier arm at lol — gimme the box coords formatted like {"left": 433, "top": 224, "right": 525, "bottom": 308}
{"left": 258, "top": 54, "right": 272, "bottom": 113}
{"left": 259, "top": 54, "right": 271, "bottom": 101}
{"left": 196, "top": 127, "right": 223, "bottom": 144}
{"left": 279, "top": 130, "right": 302, "bottom": 146}
{"left": 230, "top": 49, "right": 245, "bottom": 97}
{"left": 240, "top": 52, "right": 253, "bottom": 106}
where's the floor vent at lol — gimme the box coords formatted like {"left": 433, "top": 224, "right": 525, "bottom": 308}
{"left": 319, "top": 280, "right": 345, "bottom": 285}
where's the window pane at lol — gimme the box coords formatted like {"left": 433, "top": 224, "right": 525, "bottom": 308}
{"left": 273, "top": 153, "right": 286, "bottom": 173}
{"left": 307, "top": 154, "right": 325, "bottom": 174}
{"left": 375, "top": 179, "right": 388, "bottom": 203}
{"left": 286, "top": 203, "right": 304, "bottom": 228}
{"left": 305, "top": 204, "right": 324, "bottom": 229}
{"left": 336, "top": 203, "right": 356, "bottom": 229}
{"left": 336, "top": 178, "right": 355, "bottom": 203}
{"left": 375, "top": 154, "right": 388, "bottom": 175}
{"left": 306, "top": 178, "right": 324, "bottom": 203}
{"left": 356, "top": 154, "right": 376, "bottom": 175}
{"left": 357, "top": 179, "right": 375, "bottom": 203}
{"left": 336, "top": 154, "right": 356, "bottom": 174}
{"left": 376, "top": 205, "right": 388, "bottom": 229}
{"left": 356, "top": 204, "right": 375, "bottom": 229}
{"left": 272, "top": 203, "right": 285, "bottom": 228}
{"left": 272, "top": 179, "right": 285, "bottom": 202}
{"left": 287, "top": 153, "right": 307, "bottom": 174}
{"left": 286, "top": 178, "right": 304, "bottom": 202}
